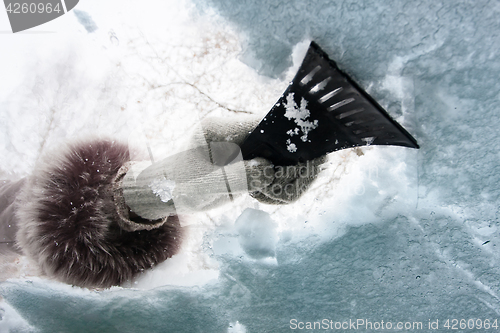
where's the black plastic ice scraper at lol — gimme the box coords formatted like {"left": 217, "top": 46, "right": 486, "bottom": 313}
{"left": 240, "top": 41, "right": 419, "bottom": 166}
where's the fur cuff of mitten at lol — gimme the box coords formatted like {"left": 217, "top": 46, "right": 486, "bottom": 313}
{"left": 15, "top": 139, "right": 182, "bottom": 288}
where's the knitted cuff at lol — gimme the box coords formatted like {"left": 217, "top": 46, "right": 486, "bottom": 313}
{"left": 112, "top": 163, "right": 168, "bottom": 232}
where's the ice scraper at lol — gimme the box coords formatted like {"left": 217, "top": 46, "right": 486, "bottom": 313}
{"left": 240, "top": 41, "right": 419, "bottom": 166}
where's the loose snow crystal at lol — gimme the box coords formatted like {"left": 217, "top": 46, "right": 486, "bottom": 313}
{"left": 284, "top": 93, "right": 318, "bottom": 143}
{"left": 286, "top": 139, "right": 297, "bottom": 153}
{"left": 149, "top": 177, "right": 176, "bottom": 202}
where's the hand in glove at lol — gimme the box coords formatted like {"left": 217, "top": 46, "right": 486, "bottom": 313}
{"left": 248, "top": 155, "right": 327, "bottom": 205}
{"left": 197, "top": 116, "right": 327, "bottom": 205}
{"left": 120, "top": 116, "right": 326, "bottom": 220}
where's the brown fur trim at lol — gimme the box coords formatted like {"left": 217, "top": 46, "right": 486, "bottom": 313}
{"left": 16, "top": 139, "right": 182, "bottom": 288}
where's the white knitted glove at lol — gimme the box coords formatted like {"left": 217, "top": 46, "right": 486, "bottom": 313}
{"left": 121, "top": 116, "right": 272, "bottom": 219}
{"left": 121, "top": 116, "right": 326, "bottom": 219}
{"left": 199, "top": 117, "right": 327, "bottom": 204}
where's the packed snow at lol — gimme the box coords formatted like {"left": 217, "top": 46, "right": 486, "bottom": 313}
{"left": 1, "top": 0, "right": 500, "bottom": 332}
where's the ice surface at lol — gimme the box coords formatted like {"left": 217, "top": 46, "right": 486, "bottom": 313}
{"left": 2, "top": 0, "right": 500, "bottom": 332}
{"left": 73, "top": 9, "right": 97, "bottom": 33}
{"left": 0, "top": 299, "right": 34, "bottom": 332}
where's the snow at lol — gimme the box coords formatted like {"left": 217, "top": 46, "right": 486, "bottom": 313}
{"left": 234, "top": 208, "right": 278, "bottom": 260}
{"left": 285, "top": 140, "right": 297, "bottom": 153}
{"left": 149, "top": 177, "right": 176, "bottom": 203}
{"left": 1, "top": 0, "right": 500, "bottom": 332}
{"left": 283, "top": 93, "right": 318, "bottom": 143}
{"left": 228, "top": 321, "right": 247, "bottom": 333}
